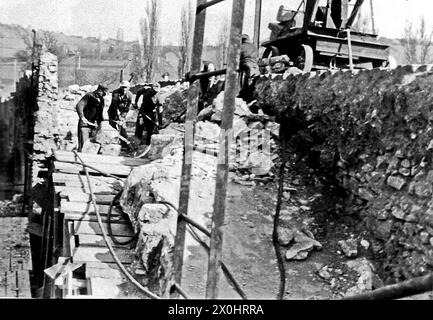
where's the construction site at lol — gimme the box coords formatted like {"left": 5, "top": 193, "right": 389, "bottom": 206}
{"left": 1, "top": 0, "right": 433, "bottom": 301}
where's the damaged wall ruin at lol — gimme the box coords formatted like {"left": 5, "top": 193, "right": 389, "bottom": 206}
{"left": 255, "top": 66, "right": 433, "bottom": 284}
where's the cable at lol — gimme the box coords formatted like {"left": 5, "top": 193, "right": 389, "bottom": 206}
{"left": 72, "top": 150, "right": 161, "bottom": 299}
{"left": 107, "top": 189, "right": 139, "bottom": 246}
{"left": 273, "top": 150, "right": 287, "bottom": 300}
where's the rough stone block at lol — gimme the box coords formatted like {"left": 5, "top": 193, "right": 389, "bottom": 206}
{"left": 387, "top": 176, "right": 406, "bottom": 190}
{"left": 99, "top": 144, "right": 121, "bottom": 156}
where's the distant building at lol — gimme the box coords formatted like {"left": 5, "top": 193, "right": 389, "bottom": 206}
{"left": 116, "top": 28, "right": 125, "bottom": 42}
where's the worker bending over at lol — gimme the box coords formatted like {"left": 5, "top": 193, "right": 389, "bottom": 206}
{"left": 134, "top": 83, "right": 162, "bottom": 146}
{"left": 75, "top": 84, "right": 108, "bottom": 152}
{"left": 108, "top": 80, "right": 134, "bottom": 149}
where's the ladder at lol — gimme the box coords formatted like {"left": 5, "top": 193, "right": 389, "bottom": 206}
{"left": 172, "top": 0, "right": 249, "bottom": 299}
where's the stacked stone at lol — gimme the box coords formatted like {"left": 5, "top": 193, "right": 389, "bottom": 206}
{"left": 255, "top": 65, "right": 433, "bottom": 283}
{"left": 33, "top": 52, "right": 59, "bottom": 158}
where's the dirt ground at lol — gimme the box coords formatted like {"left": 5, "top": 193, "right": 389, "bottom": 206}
{"left": 181, "top": 164, "right": 381, "bottom": 300}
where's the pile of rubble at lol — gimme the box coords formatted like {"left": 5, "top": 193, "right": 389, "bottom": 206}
{"left": 192, "top": 91, "right": 280, "bottom": 181}
{"left": 0, "top": 194, "right": 23, "bottom": 217}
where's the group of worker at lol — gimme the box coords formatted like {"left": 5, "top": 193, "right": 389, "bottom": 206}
{"left": 75, "top": 33, "right": 260, "bottom": 152}
{"left": 75, "top": 81, "right": 161, "bottom": 152}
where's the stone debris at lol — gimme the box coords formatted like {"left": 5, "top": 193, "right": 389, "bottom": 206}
{"left": 360, "top": 239, "right": 370, "bottom": 250}
{"left": 81, "top": 140, "right": 101, "bottom": 154}
{"left": 285, "top": 230, "right": 322, "bottom": 261}
{"left": 344, "top": 258, "right": 383, "bottom": 296}
{"left": 338, "top": 239, "right": 358, "bottom": 258}
{"left": 278, "top": 228, "right": 296, "bottom": 246}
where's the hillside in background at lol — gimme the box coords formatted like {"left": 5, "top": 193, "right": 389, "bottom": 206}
{"left": 0, "top": 23, "right": 222, "bottom": 97}
{"left": 0, "top": 23, "right": 427, "bottom": 99}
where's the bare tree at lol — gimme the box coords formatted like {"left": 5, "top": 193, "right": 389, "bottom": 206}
{"left": 15, "top": 29, "right": 66, "bottom": 68}
{"left": 215, "top": 17, "right": 230, "bottom": 69}
{"left": 400, "top": 16, "right": 433, "bottom": 64}
{"left": 139, "top": 0, "right": 161, "bottom": 82}
{"left": 178, "top": 0, "right": 194, "bottom": 78}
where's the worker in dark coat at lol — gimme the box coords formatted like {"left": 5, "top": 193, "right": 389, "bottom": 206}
{"left": 134, "top": 83, "right": 161, "bottom": 145}
{"left": 108, "top": 80, "right": 134, "bottom": 148}
{"left": 198, "top": 62, "right": 225, "bottom": 113}
{"left": 76, "top": 84, "right": 108, "bottom": 152}
{"left": 239, "top": 34, "right": 260, "bottom": 93}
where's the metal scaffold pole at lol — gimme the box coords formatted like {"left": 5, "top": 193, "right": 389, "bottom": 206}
{"left": 206, "top": 0, "right": 246, "bottom": 299}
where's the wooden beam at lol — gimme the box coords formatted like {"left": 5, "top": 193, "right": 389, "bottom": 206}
{"left": 54, "top": 161, "right": 131, "bottom": 177}
{"left": 173, "top": 0, "right": 208, "bottom": 295}
{"left": 54, "top": 151, "right": 149, "bottom": 167}
{"left": 72, "top": 221, "right": 133, "bottom": 237}
{"left": 303, "top": 0, "right": 319, "bottom": 30}
{"left": 345, "top": 0, "right": 365, "bottom": 29}
{"left": 73, "top": 246, "right": 134, "bottom": 264}
{"left": 206, "top": 0, "right": 246, "bottom": 299}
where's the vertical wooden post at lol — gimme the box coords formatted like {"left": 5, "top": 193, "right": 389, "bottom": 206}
{"left": 253, "top": 0, "right": 262, "bottom": 51}
{"left": 369, "top": 0, "right": 376, "bottom": 34}
{"left": 206, "top": 0, "right": 246, "bottom": 299}
{"left": 173, "top": 0, "right": 207, "bottom": 294}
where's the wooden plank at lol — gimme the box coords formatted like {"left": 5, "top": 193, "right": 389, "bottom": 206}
{"left": 59, "top": 190, "right": 116, "bottom": 204}
{"left": 55, "top": 186, "right": 118, "bottom": 196}
{"left": 60, "top": 200, "right": 124, "bottom": 216}
{"left": 53, "top": 173, "right": 120, "bottom": 186}
{"left": 54, "top": 151, "right": 149, "bottom": 167}
{"left": 0, "top": 218, "right": 32, "bottom": 271}
{"left": 64, "top": 212, "right": 129, "bottom": 225}
{"left": 73, "top": 221, "right": 134, "bottom": 237}
{"left": 0, "top": 271, "right": 31, "bottom": 298}
{"left": 55, "top": 181, "right": 117, "bottom": 193}
{"left": 62, "top": 220, "right": 73, "bottom": 257}
{"left": 72, "top": 247, "right": 134, "bottom": 264}
{"left": 77, "top": 234, "right": 135, "bottom": 249}
{"left": 82, "top": 262, "right": 126, "bottom": 280}
{"left": 54, "top": 161, "right": 131, "bottom": 177}
{"left": 88, "top": 277, "right": 128, "bottom": 298}
{"left": 316, "top": 39, "right": 388, "bottom": 60}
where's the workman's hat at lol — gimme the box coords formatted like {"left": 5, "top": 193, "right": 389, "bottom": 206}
{"left": 120, "top": 80, "right": 130, "bottom": 88}
{"left": 97, "top": 84, "right": 108, "bottom": 92}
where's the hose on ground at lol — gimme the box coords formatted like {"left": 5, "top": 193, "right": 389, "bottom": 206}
{"left": 73, "top": 150, "right": 161, "bottom": 299}
{"left": 107, "top": 189, "right": 139, "bottom": 246}
{"left": 273, "top": 152, "right": 287, "bottom": 300}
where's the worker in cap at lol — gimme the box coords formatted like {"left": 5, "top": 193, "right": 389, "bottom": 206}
{"left": 108, "top": 80, "right": 134, "bottom": 149}
{"left": 76, "top": 84, "right": 108, "bottom": 152}
{"left": 134, "top": 83, "right": 162, "bottom": 145}
{"left": 239, "top": 34, "right": 260, "bottom": 102}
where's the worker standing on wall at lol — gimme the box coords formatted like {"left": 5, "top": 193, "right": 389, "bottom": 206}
{"left": 239, "top": 34, "right": 260, "bottom": 94}
{"left": 75, "top": 84, "right": 108, "bottom": 152}
{"left": 108, "top": 80, "right": 134, "bottom": 149}
{"left": 134, "top": 83, "right": 161, "bottom": 146}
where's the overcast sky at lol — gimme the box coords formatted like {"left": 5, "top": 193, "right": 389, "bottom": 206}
{"left": 0, "top": 0, "right": 432, "bottom": 44}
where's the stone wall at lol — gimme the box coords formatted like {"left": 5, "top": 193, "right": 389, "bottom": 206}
{"left": 255, "top": 66, "right": 433, "bottom": 284}
{"left": 33, "top": 52, "right": 60, "bottom": 160}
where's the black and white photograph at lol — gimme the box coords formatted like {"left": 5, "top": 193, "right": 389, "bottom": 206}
{"left": 1, "top": 0, "right": 433, "bottom": 306}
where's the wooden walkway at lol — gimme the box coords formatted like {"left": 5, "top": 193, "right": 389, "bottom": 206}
{"left": 0, "top": 217, "right": 32, "bottom": 298}
{"left": 51, "top": 151, "right": 149, "bottom": 298}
